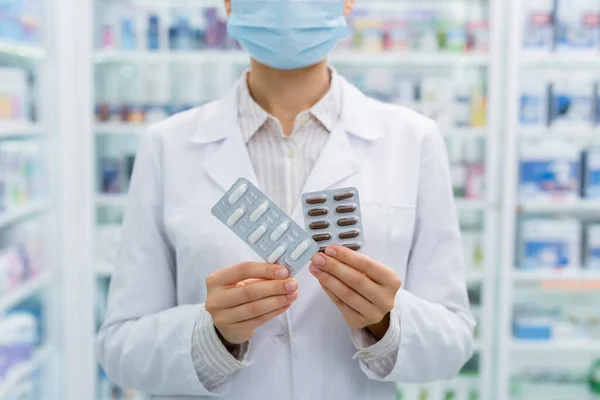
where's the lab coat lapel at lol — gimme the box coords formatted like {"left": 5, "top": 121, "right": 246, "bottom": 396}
{"left": 299, "top": 126, "right": 359, "bottom": 203}
{"left": 295, "top": 74, "right": 381, "bottom": 206}
{"left": 191, "top": 77, "right": 260, "bottom": 193}
{"left": 202, "top": 124, "right": 259, "bottom": 193}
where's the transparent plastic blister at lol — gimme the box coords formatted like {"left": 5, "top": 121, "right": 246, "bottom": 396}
{"left": 211, "top": 178, "right": 320, "bottom": 275}
{"left": 301, "top": 187, "right": 365, "bottom": 252}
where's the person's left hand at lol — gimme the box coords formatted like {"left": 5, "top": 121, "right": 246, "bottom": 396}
{"left": 309, "top": 246, "right": 402, "bottom": 340}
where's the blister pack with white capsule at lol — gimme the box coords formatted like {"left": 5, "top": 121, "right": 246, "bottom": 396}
{"left": 211, "top": 178, "right": 320, "bottom": 275}
{"left": 301, "top": 187, "right": 365, "bottom": 252}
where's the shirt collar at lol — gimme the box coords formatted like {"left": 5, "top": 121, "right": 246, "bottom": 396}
{"left": 237, "top": 68, "right": 342, "bottom": 143}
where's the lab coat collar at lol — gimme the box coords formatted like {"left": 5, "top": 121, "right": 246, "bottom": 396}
{"left": 189, "top": 73, "right": 383, "bottom": 144}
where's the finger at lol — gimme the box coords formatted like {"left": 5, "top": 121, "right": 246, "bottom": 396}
{"left": 233, "top": 304, "right": 291, "bottom": 332}
{"left": 223, "top": 292, "right": 298, "bottom": 323}
{"left": 311, "top": 253, "right": 384, "bottom": 306}
{"left": 208, "top": 262, "right": 289, "bottom": 287}
{"left": 323, "top": 246, "right": 395, "bottom": 285}
{"left": 309, "top": 265, "right": 379, "bottom": 318}
{"left": 219, "top": 279, "right": 298, "bottom": 308}
{"left": 321, "top": 285, "right": 363, "bottom": 325}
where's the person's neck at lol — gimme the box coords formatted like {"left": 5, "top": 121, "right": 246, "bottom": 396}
{"left": 247, "top": 59, "right": 331, "bottom": 136}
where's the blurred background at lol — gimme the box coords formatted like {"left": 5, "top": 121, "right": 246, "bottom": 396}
{"left": 1, "top": 0, "right": 600, "bottom": 398}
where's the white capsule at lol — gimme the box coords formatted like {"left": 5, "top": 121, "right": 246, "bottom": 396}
{"left": 226, "top": 207, "right": 245, "bottom": 227}
{"left": 267, "top": 244, "right": 288, "bottom": 264}
{"left": 290, "top": 239, "right": 310, "bottom": 261}
{"left": 249, "top": 201, "right": 270, "bottom": 222}
{"left": 227, "top": 183, "right": 248, "bottom": 204}
{"left": 248, "top": 224, "right": 267, "bottom": 244}
{"left": 270, "top": 221, "right": 290, "bottom": 242}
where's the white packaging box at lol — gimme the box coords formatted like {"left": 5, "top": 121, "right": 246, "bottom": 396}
{"left": 519, "top": 140, "right": 581, "bottom": 201}
{"left": 0, "top": 68, "right": 27, "bottom": 122}
{"left": 519, "top": 71, "right": 549, "bottom": 127}
{"left": 522, "top": 0, "right": 555, "bottom": 53}
{"left": 555, "top": 0, "right": 600, "bottom": 53}
{"left": 549, "top": 71, "right": 596, "bottom": 129}
{"left": 520, "top": 218, "right": 581, "bottom": 269}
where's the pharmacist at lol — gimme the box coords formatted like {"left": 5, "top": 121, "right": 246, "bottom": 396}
{"left": 96, "top": 0, "right": 475, "bottom": 399}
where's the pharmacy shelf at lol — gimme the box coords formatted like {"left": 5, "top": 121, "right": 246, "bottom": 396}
{"left": 521, "top": 52, "right": 600, "bottom": 68}
{"left": 520, "top": 127, "right": 600, "bottom": 141}
{"left": 518, "top": 199, "right": 600, "bottom": 214}
{"left": 455, "top": 199, "right": 488, "bottom": 211}
{"left": 513, "top": 269, "right": 600, "bottom": 282}
{"left": 96, "top": 194, "right": 127, "bottom": 208}
{"left": 467, "top": 270, "right": 486, "bottom": 283}
{"left": 443, "top": 127, "right": 487, "bottom": 138}
{"left": 0, "top": 271, "right": 54, "bottom": 314}
{"left": 0, "top": 345, "right": 53, "bottom": 399}
{"left": 94, "top": 50, "right": 488, "bottom": 67}
{"left": 510, "top": 339, "right": 600, "bottom": 352}
{"left": 95, "top": 123, "right": 147, "bottom": 136}
{"left": 0, "top": 40, "right": 46, "bottom": 60}
{"left": 0, "top": 122, "right": 43, "bottom": 138}
{"left": 0, "top": 202, "right": 49, "bottom": 230}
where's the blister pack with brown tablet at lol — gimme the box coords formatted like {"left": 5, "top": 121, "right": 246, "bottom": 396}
{"left": 300, "top": 187, "right": 364, "bottom": 252}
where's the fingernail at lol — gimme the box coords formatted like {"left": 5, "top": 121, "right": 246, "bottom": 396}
{"left": 275, "top": 268, "right": 289, "bottom": 278}
{"left": 287, "top": 291, "right": 298, "bottom": 300}
{"left": 285, "top": 280, "right": 298, "bottom": 291}
{"left": 324, "top": 246, "right": 337, "bottom": 257}
{"left": 312, "top": 254, "right": 326, "bottom": 267}
{"left": 309, "top": 264, "right": 322, "bottom": 275}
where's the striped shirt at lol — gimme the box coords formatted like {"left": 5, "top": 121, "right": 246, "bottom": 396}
{"left": 191, "top": 70, "right": 400, "bottom": 390}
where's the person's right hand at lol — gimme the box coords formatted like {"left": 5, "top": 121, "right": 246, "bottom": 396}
{"left": 205, "top": 262, "right": 298, "bottom": 345}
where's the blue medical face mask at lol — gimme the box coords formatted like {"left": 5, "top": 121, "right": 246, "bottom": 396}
{"left": 227, "top": 0, "right": 349, "bottom": 70}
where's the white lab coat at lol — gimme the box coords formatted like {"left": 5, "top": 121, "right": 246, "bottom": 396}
{"left": 96, "top": 75, "right": 475, "bottom": 400}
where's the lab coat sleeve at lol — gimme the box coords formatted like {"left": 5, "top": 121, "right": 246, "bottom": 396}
{"left": 350, "top": 308, "right": 401, "bottom": 376}
{"left": 95, "top": 129, "right": 235, "bottom": 397}
{"left": 359, "top": 120, "right": 476, "bottom": 383}
{"left": 191, "top": 307, "right": 252, "bottom": 389}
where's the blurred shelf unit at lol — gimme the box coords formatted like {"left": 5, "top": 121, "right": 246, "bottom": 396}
{"left": 93, "top": 50, "right": 488, "bottom": 67}
{"left": 518, "top": 200, "right": 600, "bottom": 214}
{"left": 95, "top": 194, "right": 127, "bottom": 208}
{"left": 0, "top": 345, "right": 53, "bottom": 399}
{"left": 0, "top": 40, "right": 46, "bottom": 60}
{"left": 467, "top": 270, "right": 486, "bottom": 283}
{"left": 95, "top": 123, "right": 147, "bottom": 136}
{"left": 0, "top": 271, "right": 54, "bottom": 314}
{"left": 513, "top": 269, "right": 600, "bottom": 282}
{"left": 510, "top": 339, "right": 600, "bottom": 352}
{"left": 0, "top": 202, "right": 49, "bottom": 230}
{"left": 95, "top": 123, "right": 488, "bottom": 138}
{"left": 455, "top": 199, "right": 489, "bottom": 211}
{"left": 0, "top": 123, "right": 43, "bottom": 138}
{"left": 520, "top": 53, "right": 600, "bottom": 69}
{"left": 519, "top": 127, "right": 600, "bottom": 141}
